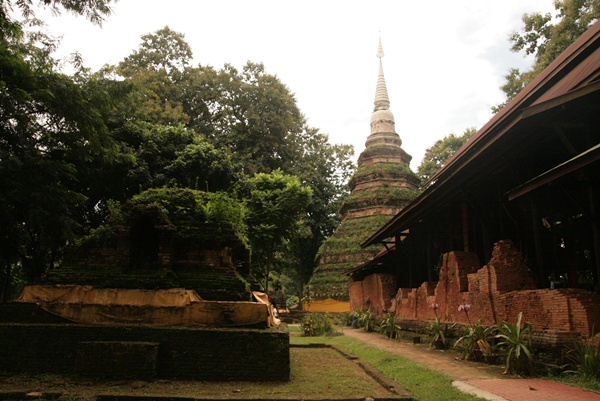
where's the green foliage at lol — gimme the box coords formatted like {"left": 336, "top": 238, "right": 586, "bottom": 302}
{"left": 286, "top": 295, "right": 300, "bottom": 309}
{"left": 245, "top": 169, "right": 313, "bottom": 290}
{"left": 351, "top": 163, "right": 415, "bottom": 182}
{"left": 107, "top": 27, "right": 354, "bottom": 303}
{"left": 1, "top": 0, "right": 115, "bottom": 28}
{"left": 128, "top": 188, "right": 247, "bottom": 235}
{"left": 494, "top": 0, "right": 600, "bottom": 112}
{"left": 301, "top": 312, "right": 334, "bottom": 336}
{"left": 567, "top": 332, "right": 600, "bottom": 379}
{"left": 76, "top": 225, "right": 117, "bottom": 248}
{"left": 119, "top": 26, "right": 192, "bottom": 77}
{"left": 454, "top": 320, "right": 498, "bottom": 361}
{"left": 342, "top": 187, "right": 421, "bottom": 206}
{"left": 417, "top": 128, "right": 476, "bottom": 185}
{"left": 0, "top": 12, "right": 355, "bottom": 306}
{"left": 429, "top": 317, "right": 449, "bottom": 349}
{"left": 0, "top": 5, "right": 118, "bottom": 283}
{"left": 495, "top": 312, "right": 535, "bottom": 375}
{"left": 379, "top": 312, "right": 401, "bottom": 339}
{"left": 292, "top": 335, "right": 484, "bottom": 401}
{"left": 356, "top": 309, "right": 377, "bottom": 332}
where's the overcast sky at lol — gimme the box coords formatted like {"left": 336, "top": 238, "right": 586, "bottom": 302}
{"left": 37, "top": 0, "right": 556, "bottom": 169}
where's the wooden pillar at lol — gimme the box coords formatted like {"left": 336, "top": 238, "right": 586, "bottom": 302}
{"left": 462, "top": 203, "right": 469, "bottom": 252}
{"left": 589, "top": 186, "right": 600, "bottom": 290}
{"left": 427, "top": 226, "right": 434, "bottom": 282}
{"left": 529, "top": 197, "right": 546, "bottom": 286}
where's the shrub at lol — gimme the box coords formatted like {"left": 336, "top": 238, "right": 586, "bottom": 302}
{"left": 429, "top": 316, "right": 449, "bottom": 349}
{"left": 340, "top": 312, "right": 353, "bottom": 327}
{"left": 301, "top": 313, "right": 334, "bottom": 336}
{"left": 380, "top": 312, "right": 401, "bottom": 339}
{"left": 496, "top": 312, "right": 534, "bottom": 375}
{"left": 567, "top": 333, "right": 600, "bottom": 379}
{"left": 358, "top": 309, "right": 377, "bottom": 332}
{"left": 454, "top": 320, "right": 498, "bottom": 361}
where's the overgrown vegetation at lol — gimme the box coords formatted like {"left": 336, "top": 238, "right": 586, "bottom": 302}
{"left": 0, "top": 1, "right": 355, "bottom": 305}
{"left": 301, "top": 312, "right": 334, "bottom": 337}
{"left": 379, "top": 312, "right": 401, "bottom": 339}
{"left": 345, "top": 306, "right": 600, "bottom": 384}
{"left": 567, "top": 330, "right": 600, "bottom": 380}
{"left": 496, "top": 311, "right": 534, "bottom": 375}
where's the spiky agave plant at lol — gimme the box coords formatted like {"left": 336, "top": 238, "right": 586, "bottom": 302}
{"left": 380, "top": 312, "right": 401, "bottom": 339}
{"left": 496, "top": 312, "right": 534, "bottom": 375}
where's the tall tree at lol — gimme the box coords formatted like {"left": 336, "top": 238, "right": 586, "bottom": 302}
{"left": 285, "top": 127, "right": 355, "bottom": 296}
{"left": 118, "top": 26, "right": 192, "bottom": 77}
{"left": 416, "top": 128, "right": 476, "bottom": 185}
{"left": 0, "top": 1, "right": 117, "bottom": 289}
{"left": 1, "top": 0, "right": 115, "bottom": 30}
{"left": 23, "top": 24, "right": 351, "bottom": 308}
{"left": 493, "top": 0, "right": 600, "bottom": 112}
{"left": 244, "top": 170, "right": 313, "bottom": 292}
{"left": 208, "top": 62, "right": 306, "bottom": 174}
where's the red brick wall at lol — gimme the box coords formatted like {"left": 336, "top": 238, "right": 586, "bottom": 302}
{"left": 349, "top": 273, "right": 395, "bottom": 315}
{"left": 352, "top": 240, "right": 600, "bottom": 337}
{"left": 349, "top": 281, "right": 364, "bottom": 311}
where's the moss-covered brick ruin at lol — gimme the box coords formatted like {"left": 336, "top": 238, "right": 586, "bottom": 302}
{"left": 1, "top": 188, "right": 289, "bottom": 381}
{"left": 307, "top": 41, "right": 420, "bottom": 304}
{"left": 45, "top": 188, "right": 258, "bottom": 301}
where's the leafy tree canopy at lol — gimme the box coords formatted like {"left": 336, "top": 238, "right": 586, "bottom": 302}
{"left": 244, "top": 170, "right": 313, "bottom": 290}
{"left": 0, "top": 19, "right": 354, "bottom": 307}
{"left": 416, "top": 128, "right": 476, "bottom": 185}
{"left": 0, "top": 0, "right": 118, "bottom": 290}
{"left": 493, "top": 0, "right": 600, "bottom": 113}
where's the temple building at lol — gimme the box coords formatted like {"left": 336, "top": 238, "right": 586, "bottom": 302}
{"left": 304, "top": 39, "right": 420, "bottom": 311}
{"left": 351, "top": 20, "right": 600, "bottom": 340}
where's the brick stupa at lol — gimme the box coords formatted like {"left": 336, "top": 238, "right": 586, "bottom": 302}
{"left": 306, "top": 39, "right": 420, "bottom": 306}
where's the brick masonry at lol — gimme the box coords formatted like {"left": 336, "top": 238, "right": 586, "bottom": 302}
{"left": 0, "top": 323, "right": 290, "bottom": 381}
{"left": 350, "top": 240, "right": 600, "bottom": 339}
{"left": 76, "top": 341, "right": 159, "bottom": 380}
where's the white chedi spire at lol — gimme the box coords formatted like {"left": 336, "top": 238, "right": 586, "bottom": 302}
{"left": 368, "top": 36, "right": 400, "bottom": 146}
{"left": 374, "top": 36, "right": 390, "bottom": 112}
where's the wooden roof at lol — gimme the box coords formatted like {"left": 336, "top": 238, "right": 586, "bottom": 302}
{"left": 363, "top": 20, "right": 600, "bottom": 247}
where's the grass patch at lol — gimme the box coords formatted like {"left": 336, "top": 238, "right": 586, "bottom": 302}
{"left": 291, "top": 334, "right": 483, "bottom": 401}
{"left": 0, "top": 346, "right": 398, "bottom": 400}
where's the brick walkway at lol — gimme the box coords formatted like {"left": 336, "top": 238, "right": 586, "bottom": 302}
{"left": 341, "top": 327, "right": 600, "bottom": 401}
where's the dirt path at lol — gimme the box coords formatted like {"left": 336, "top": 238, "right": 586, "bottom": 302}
{"left": 340, "top": 327, "right": 505, "bottom": 381}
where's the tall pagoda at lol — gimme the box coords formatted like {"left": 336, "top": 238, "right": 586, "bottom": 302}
{"left": 306, "top": 39, "right": 420, "bottom": 309}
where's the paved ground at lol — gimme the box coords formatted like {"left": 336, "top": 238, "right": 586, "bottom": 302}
{"left": 341, "top": 326, "right": 600, "bottom": 401}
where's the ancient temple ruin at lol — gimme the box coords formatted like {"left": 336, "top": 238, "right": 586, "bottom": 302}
{"left": 0, "top": 188, "right": 289, "bottom": 381}
{"left": 306, "top": 39, "right": 420, "bottom": 311}
{"left": 352, "top": 21, "right": 600, "bottom": 341}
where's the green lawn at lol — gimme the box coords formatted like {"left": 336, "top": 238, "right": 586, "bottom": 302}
{"left": 291, "top": 334, "right": 486, "bottom": 401}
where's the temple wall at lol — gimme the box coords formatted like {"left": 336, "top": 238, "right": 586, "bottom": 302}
{"left": 352, "top": 240, "right": 600, "bottom": 337}
{"left": 0, "top": 323, "right": 289, "bottom": 381}
{"left": 349, "top": 273, "right": 396, "bottom": 315}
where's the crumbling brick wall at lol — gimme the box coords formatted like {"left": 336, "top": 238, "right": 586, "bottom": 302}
{"left": 349, "top": 281, "right": 364, "bottom": 311}
{"left": 349, "top": 273, "right": 396, "bottom": 315}
{"left": 354, "top": 239, "right": 600, "bottom": 337}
